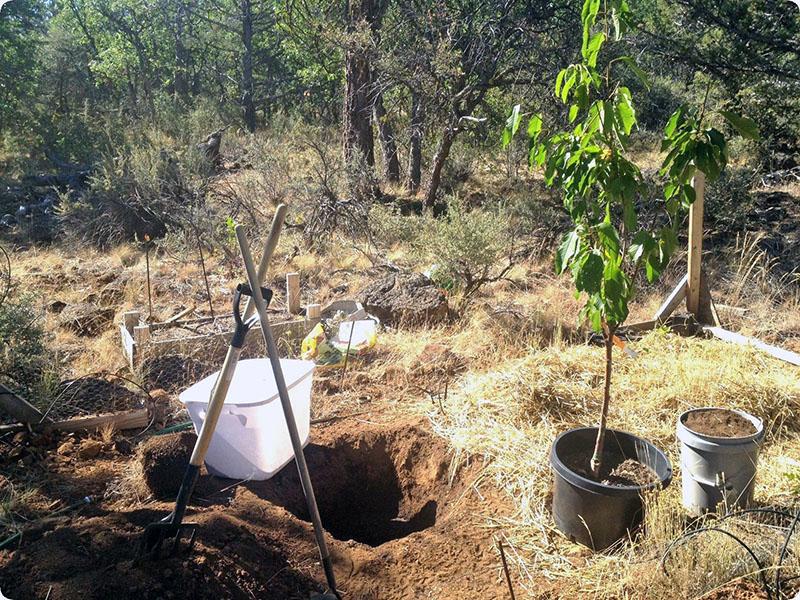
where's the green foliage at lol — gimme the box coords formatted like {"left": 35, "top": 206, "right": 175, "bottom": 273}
{"left": 788, "top": 466, "right": 800, "bottom": 495}
{"left": 368, "top": 204, "right": 424, "bottom": 246}
{"left": 505, "top": 0, "right": 755, "bottom": 333}
{"left": 57, "top": 128, "right": 212, "bottom": 248}
{"left": 0, "top": 293, "right": 48, "bottom": 394}
{"left": 421, "top": 197, "right": 514, "bottom": 311}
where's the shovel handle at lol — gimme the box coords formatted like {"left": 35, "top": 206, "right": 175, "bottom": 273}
{"left": 235, "top": 224, "right": 340, "bottom": 597}
{"left": 188, "top": 205, "right": 287, "bottom": 469}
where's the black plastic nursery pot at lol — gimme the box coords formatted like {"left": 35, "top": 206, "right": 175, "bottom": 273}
{"left": 550, "top": 427, "right": 672, "bottom": 550}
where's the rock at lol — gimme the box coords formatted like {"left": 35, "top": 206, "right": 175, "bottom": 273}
{"left": 77, "top": 439, "right": 103, "bottom": 459}
{"left": 114, "top": 438, "right": 133, "bottom": 456}
{"left": 139, "top": 431, "right": 197, "bottom": 498}
{"left": 361, "top": 272, "right": 448, "bottom": 326}
{"left": 47, "top": 300, "right": 67, "bottom": 314}
{"left": 57, "top": 441, "right": 74, "bottom": 455}
{"left": 59, "top": 303, "right": 114, "bottom": 336}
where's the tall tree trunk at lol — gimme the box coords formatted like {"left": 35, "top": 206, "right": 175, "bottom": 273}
{"left": 373, "top": 89, "right": 400, "bottom": 182}
{"left": 173, "top": 1, "right": 190, "bottom": 102}
{"left": 240, "top": 0, "right": 256, "bottom": 133}
{"left": 424, "top": 120, "right": 457, "bottom": 208}
{"left": 407, "top": 89, "right": 423, "bottom": 194}
{"left": 343, "top": 52, "right": 374, "bottom": 169}
{"left": 343, "top": 0, "right": 383, "bottom": 170}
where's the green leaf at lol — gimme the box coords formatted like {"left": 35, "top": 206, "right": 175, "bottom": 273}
{"left": 664, "top": 107, "right": 683, "bottom": 138}
{"left": 583, "top": 32, "right": 605, "bottom": 68}
{"left": 502, "top": 104, "right": 522, "bottom": 148}
{"left": 555, "top": 229, "right": 581, "bottom": 274}
{"left": 568, "top": 104, "right": 579, "bottom": 123}
{"left": 580, "top": 294, "right": 604, "bottom": 332}
{"left": 527, "top": 113, "right": 543, "bottom": 141}
{"left": 574, "top": 251, "right": 604, "bottom": 294}
{"left": 629, "top": 231, "right": 653, "bottom": 264}
{"left": 618, "top": 56, "right": 649, "bottom": 89}
{"left": 622, "top": 197, "right": 636, "bottom": 231}
{"left": 719, "top": 110, "right": 759, "bottom": 141}
{"left": 615, "top": 87, "right": 636, "bottom": 135}
{"left": 596, "top": 221, "right": 620, "bottom": 257}
{"left": 561, "top": 71, "right": 577, "bottom": 103}
{"left": 555, "top": 69, "right": 566, "bottom": 98}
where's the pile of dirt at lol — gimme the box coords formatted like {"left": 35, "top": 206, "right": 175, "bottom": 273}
{"left": 361, "top": 272, "right": 448, "bottom": 326}
{"left": 139, "top": 431, "right": 197, "bottom": 498}
{"left": 1, "top": 419, "right": 509, "bottom": 599}
{"left": 683, "top": 409, "right": 757, "bottom": 438}
{"left": 697, "top": 579, "right": 768, "bottom": 600}
{"left": 563, "top": 448, "right": 660, "bottom": 487}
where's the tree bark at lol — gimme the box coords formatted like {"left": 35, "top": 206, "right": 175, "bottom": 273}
{"left": 343, "top": 0, "right": 383, "bottom": 170}
{"left": 423, "top": 119, "right": 457, "bottom": 208}
{"left": 173, "top": 1, "right": 190, "bottom": 102}
{"left": 407, "top": 89, "right": 423, "bottom": 194}
{"left": 240, "top": 0, "right": 256, "bottom": 133}
{"left": 373, "top": 89, "right": 400, "bottom": 182}
{"left": 590, "top": 321, "right": 616, "bottom": 479}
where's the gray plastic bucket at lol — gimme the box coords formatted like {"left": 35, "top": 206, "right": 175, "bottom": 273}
{"left": 677, "top": 407, "right": 765, "bottom": 516}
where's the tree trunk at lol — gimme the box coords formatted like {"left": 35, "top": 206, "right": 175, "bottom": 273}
{"left": 424, "top": 120, "right": 457, "bottom": 209}
{"left": 373, "top": 90, "right": 400, "bottom": 182}
{"left": 342, "top": 0, "right": 381, "bottom": 170}
{"left": 173, "top": 1, "right": 190, "bottom": 102}
{"left": 407, "top": 90, "right": 423, "bottom": 194}
{"left": 590, "top": 322, "right": 616, "bottom": 479}
{"left": 240, "top": 0, "right": 256, "bottom": 133}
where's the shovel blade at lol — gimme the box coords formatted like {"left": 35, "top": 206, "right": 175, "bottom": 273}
{"left": 138, "top": 520, "right": 198, "bottom": 560}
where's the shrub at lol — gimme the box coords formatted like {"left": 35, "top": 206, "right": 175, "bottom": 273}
{"left": 57, "top": 131, "right": 211, "bottom": 248}
{"left": 421, "top": 197, "right": 515, "bottom": 311}
{"left": 0, "top": 292, "right": 49, "bottom": 397}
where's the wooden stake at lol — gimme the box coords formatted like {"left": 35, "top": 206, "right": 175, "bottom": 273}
{"left": 703, "top": 327, "right": 800, "bottom": 367}
{"left": 49, "top": 408, "right": 150, "bottom": 432}
{"left": 655, "top": 274, "right": 688, "bottom": 322}
{"left": 286, "top": 272, "right": 300, "bottom": 314}
{"left": 687, "top": 172, "right": 705, "bottom": 317}
{"left": 122, "top": 310, "right": 140, "bottom": 334}
{"left": 133, "top": 324, "right": 151, "bottom": 347}
{"left": 306, "top": 303, "right": 321, "bottom": 321}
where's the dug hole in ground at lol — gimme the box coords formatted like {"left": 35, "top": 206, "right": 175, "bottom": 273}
{"left": 0, "top": 417, "right": 511, "bottom": 600}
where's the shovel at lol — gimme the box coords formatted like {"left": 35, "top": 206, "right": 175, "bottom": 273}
{"left": 235, "top": 224, "right": 341, "bottom": 599}
{"left": 138, "top": 205, "right": 287, "bottom": 559}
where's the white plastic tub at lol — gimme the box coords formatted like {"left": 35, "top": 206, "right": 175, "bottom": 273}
{"left": 179, "top": 358, "right": 315, "bottom": 480}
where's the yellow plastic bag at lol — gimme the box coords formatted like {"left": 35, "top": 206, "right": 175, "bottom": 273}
{"left": 301, "top": 322, "right": 345, "bottom": 368}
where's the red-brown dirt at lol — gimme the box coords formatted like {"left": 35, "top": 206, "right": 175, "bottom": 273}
{"left": 0, "top": 419, "right": 511, "bottom": 599}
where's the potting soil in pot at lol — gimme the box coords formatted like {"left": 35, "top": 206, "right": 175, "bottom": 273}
{"left": 562, "top": 447, "right": 660, "bottom": 486}
{"left": 683, "top": 408, "right": 757, "bottom": 438}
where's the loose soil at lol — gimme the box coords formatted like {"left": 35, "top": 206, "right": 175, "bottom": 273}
{"left": 683, "top": 408, "right": 757, "bottom": 438}
{"left": 139, "top": 431, "right": 197, "bottom": 498}
{"left": 563, "top": 448, "right": 660, "bottom": 487}
{"left": 0, "top": 419, "right": 510, "bottom": 599}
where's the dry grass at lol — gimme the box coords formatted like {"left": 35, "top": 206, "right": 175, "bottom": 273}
{"left": 430, "top": 329, "right": 800, "bottom": 598}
